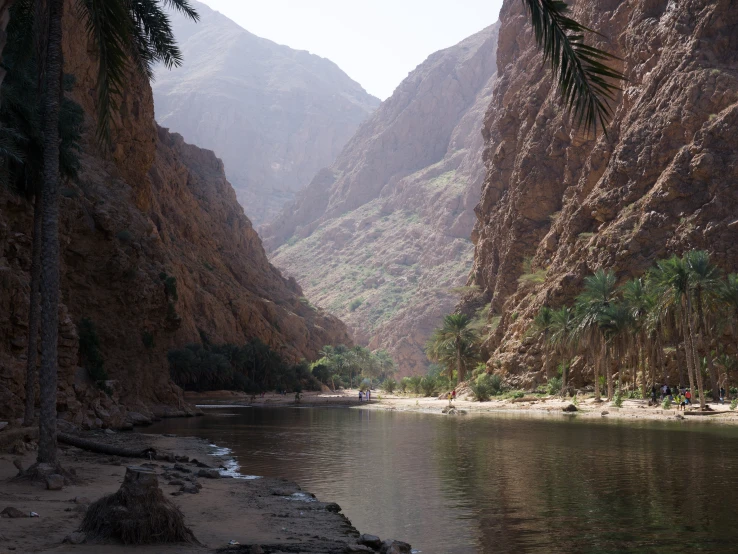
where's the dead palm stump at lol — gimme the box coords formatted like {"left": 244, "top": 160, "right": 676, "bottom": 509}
{"left": 80, "top": 466, "right": 197, "bottom": 545}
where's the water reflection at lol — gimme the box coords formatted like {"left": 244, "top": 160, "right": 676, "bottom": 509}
{"left": 150, "top": 408, "right": 738, "bottom": 553}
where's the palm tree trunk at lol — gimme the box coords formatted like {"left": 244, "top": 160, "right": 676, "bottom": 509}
{"left": 456, "top": 341, "right": 463, "bottom": 384}
{"left": 686, "top": 309, "right": 706, "bottom": 409}
{"left": 605, "top": 346, "right": 613, "bottom": 400}
{"left": 592, "top": 344, "right": 601, "bottom": 401}
{"left": 23, "top": 197, "right": 43, "bottom": 426}
{"left": 37, "top": 0, "right": 64, "bottom": 466}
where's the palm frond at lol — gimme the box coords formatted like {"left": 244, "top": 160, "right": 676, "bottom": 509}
{"left": 520, "top": 0, "right": 625, "bottom": 136}
{"left": 161, "top": 0, "right": 199, "bottom": 21}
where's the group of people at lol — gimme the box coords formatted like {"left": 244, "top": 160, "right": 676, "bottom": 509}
{"left": 359, "top": 389, "right": 372, "bottom": 402}
{"left": 650, "top": 384, "right": 727, "bottom": 408}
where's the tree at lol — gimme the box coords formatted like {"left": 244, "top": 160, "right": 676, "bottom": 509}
{"left": 532, "top": 306, "right": 554, "bottom": 379}
{"left": 549, "top": 306, "right": 576, "bottom": 397}
{"left": 597, "top": 301, "right": 634, "bottom": 394}
{"left": 574, "top": 269, "right": 617, "bottom": 399}
{"left": 621, "top": 277, "right": 653, "bottom": 397}
{"left": 520, "top": 0, "right": 626, "bottom": 135}
{"left": 426, "top": 314, "right": 479, "bottom": 384}
{"left": 687, "top": 250, "right": 721, "bottom": 401}
{"left": 31, "top": 0, "right": 198, "bottom": 466}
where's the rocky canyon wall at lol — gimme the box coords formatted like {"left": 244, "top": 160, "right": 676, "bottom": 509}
{"left": 152, "top": 0, "right": 379, "bottom": 226}
{"left": 263, "top": 25, "right": 499, "bottom": 376}
{"left": 0, "top": 0, "right": 350, "bottom": 427}
{"left": 466, "top": 0, "right": 738, "bottom": 386}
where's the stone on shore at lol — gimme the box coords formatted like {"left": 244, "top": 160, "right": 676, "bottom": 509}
{"left": 0, "top": 507, "right": 27, "bottom": 518}
{"left": 197, "top": 468, "right": 221, "bottom": 479}
{"left": 359, "top": 534, "right": 382, "bottom": 549}
{"left": 562, "top": 404, "right": 578, "bottom": 412}
{"left": 381, "top": 539, "right": 412, "bottom": 554}
{"left": 46, "top": 474, "right": 65, "bottom": 490}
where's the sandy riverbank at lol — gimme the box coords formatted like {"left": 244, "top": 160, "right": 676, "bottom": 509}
{"left": 0, "top": 428, "right": 408, "bottom": 553}
{"left": 185, "top": 389, "right": 738, "bottom": 426}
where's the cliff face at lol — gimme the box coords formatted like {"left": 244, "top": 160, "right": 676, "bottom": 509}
{"left": 152, "top": 0, "right": 379, "bottom": 226}
{"left": 467, "top": 0, "right": 738, "bottom": 385}
{"left": 0, "top": 0, "right": 350, "bottom": 427}
{"left": 263, "top": 25, "right": 499, "bottom": 376}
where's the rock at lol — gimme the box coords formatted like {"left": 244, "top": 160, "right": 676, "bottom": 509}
{"left": 73, "top": 496, "right": 91, "bottom": 505}
{"left": 601, "top": 411, "right": 610, "bottom": 417}
{"left": 179, "top": 483, "right": 199, "bottom": 494}
{"left": 562, "top": 404, "right": 578, "bottom": 413}
{"left": 168, "top": 480, "right": 185, "bottom": 486}
{"left": 324, "top": 503, "right": 341, "bottom": 513}
{"left": 197, "top": 468, "right": 220, "bottom": 479}
{"left": 348, "top": 545, "right": 376, "bottom": 553}
{"left": 380, "top": 540, "right": 412, "bottom": 554}
{"left": 173, "top": 464, "right": 191, "bottom": 473}
{"left": 359, "top": 534, "right": 382, "bottom": 549}
{"left": 45, "top": 474, "right": 65, "bottom": 491}
{"left": 63, "top": 532, "right": 86, "bottom": 545}
{"left": 0, "top": 422, "right": 8, "bottom": 431}
{"left": 12, "top": 459, "right": 23, "bottom": 473}
{"left": 0, "top": 507, "right": 27, "bottom": 518}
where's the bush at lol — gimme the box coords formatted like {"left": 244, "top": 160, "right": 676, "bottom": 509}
{"left": 614, "top": 391, "right": 624, "bottom": 408}
{"left": 512, "top": 391, "right": 525, "bottom": 399}
{"left": 399, "top": 377, "right": 411, "bottom": 394}
{"left": 348, "top": 298, "right": 363, "bottom": 312}
{"left": 141, "top": 330, "right": 155, "bottom": 349}
{"left": 662, "top": 398, "right": 672, "bottom": 409}
{"left": 730, "top": 398, "right": 738, "bottom": 411}
{"left": 408, "top": 376, "right": 423, "bottom": 394}
{"left": 359, "top": 378, "right": 372, "bottom": 392}
{"left": 381, "top": 378, "right": 398, "bottom": 394}
{"left": 420, "top": 376, "right": 437, "bottom": 397}
{"left": 78, "top": 318, "right": 108, "bottom": 388}
{"left": 546, "top": 377, "right": 562, "bottom": 395}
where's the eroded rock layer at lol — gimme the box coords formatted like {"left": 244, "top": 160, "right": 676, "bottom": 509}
{"left": 466, "top": 0, "right": 738, "bottom": 385}
{"left": 263, "top": 24, "right": 499, "bottom": 376}
{"left": 0, "top": 1, "right": 350, "bottom": 427}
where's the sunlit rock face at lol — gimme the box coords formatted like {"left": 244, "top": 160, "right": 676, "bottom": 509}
{"left": 152, "top": 0, "right": 379, "bottom": 226}
{"left": 464, "top": 0, "right": 738, "bottom": 387}
{"left": 263, "top": 24, "right": 500, "bottom": 376}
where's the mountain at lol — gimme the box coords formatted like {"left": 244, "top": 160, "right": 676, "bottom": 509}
{"left": 152, "top": 0, "right": 379, "bottom": 225}
{"left": 463, "top": 0, "right": 738, "bottom": 386}
{"left": 0, "top": 0, "right": 350, "bottom": 428}
{"left": 262, "top": 24, "right": 499, "bottom": 376}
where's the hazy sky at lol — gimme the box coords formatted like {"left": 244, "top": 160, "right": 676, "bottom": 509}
{"left": 196, "top": 0, "right": 504, "bottom": 100}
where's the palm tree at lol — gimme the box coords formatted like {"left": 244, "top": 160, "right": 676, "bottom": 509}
{"left": 621, "top": 277, "right": 652, "bottom": 397}
{"left": 532, "top": 306, "right": 554, "bottom": 379}
{"left": 597, "top": 301, "right": 634, "bottom": 395}
{"left": 33, "top": 0, "right": 198, "bottom": 466}
{"left": 687, "top": 250, "right": 722, "bottom": 401}
{"left": 549, "top": 306, "right": 576, "bottom": 396}
{"left": 427, "top": 314, "right": 479, "bottom": 384}
{"left": 520, "top": 0, "right": 626, "bottom": 135}
{"left": 574, "top": 269, "right": 617, "bottom": 399}
{"left": 650, "top": 255, "right": 706, "bottom": 410}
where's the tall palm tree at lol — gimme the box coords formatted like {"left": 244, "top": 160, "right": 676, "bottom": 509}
{"left": 597, "top": 301, "right": 634, "bottom": 395}
{"left": 574, "top": 269, "right": 617, "bottom": 399}
{"left": 549, "top": 306, "right": 576, "bottom": 397}
{"left": 650, "top": 255, "right": 706, "bottom": 410}
{"left": 33, "top": 0, "right": 198, "bottom": 466}
{"left": 427, "top": 314, "right": 479, "bottom": 384}
{"left": 532, "top": 306, "right": 554, "bottom": 379}
{"left": 621, "top": 277, "right": 652, "bottom": 397}
{"left": 687, "top": 250, "right": 722, "bottom": 401}
{"left": 520, "top": 0, "right": 626, "bottom": 135}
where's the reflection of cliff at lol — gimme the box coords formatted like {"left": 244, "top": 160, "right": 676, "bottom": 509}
{"left": 465, "top": 0, "right": 738, "bottom": 383}
{"left": 263, "top": 24, "right": 499, "bottom": 376}
{"left": 152, "top": 0, "right": 379, "bottom": 225}
{"left": 0, "top": 0, "right": 350, "bottom": 427}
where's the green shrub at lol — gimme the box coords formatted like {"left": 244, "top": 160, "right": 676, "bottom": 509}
{"left": 382, "top": 378, "right": 398, "bottom": 394}
{"left": 730, "top": 398, "right": 738, "bottom": 411}
{"left": 420, "top": 376, "right": 438, "bottom": 397}
{"left": 141, "top": 330, "right": 155, "bottom": 349}
{"left": 546, "top": 377, "right": 562, "bottom": 395}
{"left": 160, "top": 272, "right": 178, "bottom": 301}
{"left": 78, "top": 318, "right": 108, "bottom": 388}
{"left": 116, "top": 229, "right": 133, "bottom": 243}
{"left": 348, "top": 298, "right": 364, "bottom": 312}
{"left": 399, "top": 377, "right": 411, "bottom": 394}
{"left": 512, "top": 391, "right": 525, "bottom": 399}
{"left": 408, "top": 376, "right": 423, "bottom": 394}
{"left": 469, "top": 373, "right": 499, "bottom": 402}
{"left": 662, "top": 398, "right": 672, "bottom": 410}
{"left": 614, "top": 391, "right": 624, "bottom": 408}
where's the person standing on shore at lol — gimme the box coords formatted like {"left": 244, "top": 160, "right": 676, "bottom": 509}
{"left": 685, "top": 389, "right": 692, "bottom": 406}
{"left": 720, "top": 386, "right": 726, "bottom": 405}
{"left": 452, "top": 389, "right": 457, "bottom": 403}
{"left": 359, "top": 390, "right": 364, "bottom": 402}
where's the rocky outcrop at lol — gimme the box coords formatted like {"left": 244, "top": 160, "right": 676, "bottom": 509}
{"left": 466, "top": 0, "right": 738, "bottom": 385}
{"left": 263, "top": 24, "right": 499, "bottom": 376}
{"left": 0, "top": 0, "right": 350, "bottom": 427}
{"left": 152, "top": 0, "right": 379, "bottom": 226}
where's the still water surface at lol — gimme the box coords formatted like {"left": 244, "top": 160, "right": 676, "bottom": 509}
{"left": 150, "top": 407, "right": 738, "bottom": 553}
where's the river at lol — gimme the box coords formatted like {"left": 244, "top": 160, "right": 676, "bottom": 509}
{"left": 149, "top": 407, "right": 738, "bottom": 553}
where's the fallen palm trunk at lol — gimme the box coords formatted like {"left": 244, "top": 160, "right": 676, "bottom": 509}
{"left": 80, "top": 466, "right": 197, "bottom": 545}
{"left": 58, "top": 433, "right": 156, "bottom": 459}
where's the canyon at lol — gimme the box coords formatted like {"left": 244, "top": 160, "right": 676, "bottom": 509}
{"left": 463, "top": 0, "right": 738, "bottom": 386}
{"left": 263, "top": 23, "right": 500, "bottom": 376}
{"left": 152, "top": 0, "right": 379, "bottom": 225}
{"left": 0, "top": 0, "right": 350, "bottom": 428}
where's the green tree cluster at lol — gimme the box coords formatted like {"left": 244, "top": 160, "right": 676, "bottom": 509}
{"left": 532, "top": 251, "right": 738, "bottom": 410}
{"left": 311, "top": 345, "right": 397, "bottom": 390}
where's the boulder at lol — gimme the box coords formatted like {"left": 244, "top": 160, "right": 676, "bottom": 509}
{"left": 63, "top": 532, "right": 86, "bottom": 544}
{"left": 380, "top": 539, "right": 412, "bottom": 554}
{"left": 197, "top": 468, "right": 220, "bottom": 479}
{"left": 179, "top": 483, "right": 199, "bottom": 494}
{"left": 0, "top": 507, "right": 27, "bottom": 518}
{"left": 46, "top": 474, "right": 65, "bottom": 491}
{"left": 562, "top": 404, "right": 578, "bottom": 413}
{"left": 359, "top": 534, "right": 382, "bottom": 549}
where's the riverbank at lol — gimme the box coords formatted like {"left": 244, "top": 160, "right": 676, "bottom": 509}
{"left": 184, "top": 390, "right": 738, "bottom": 426}
{"left": 0, "top": 428, "right": 409, "bottom": 553}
